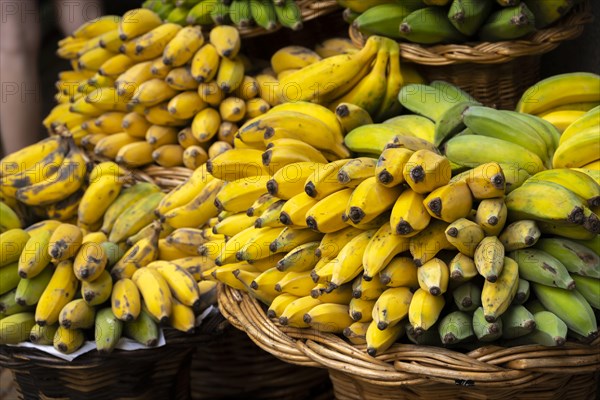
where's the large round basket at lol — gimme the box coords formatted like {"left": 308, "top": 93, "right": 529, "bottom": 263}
{"left": 218, "top": 284, "right": 600, "bottom": 400}
{"left": 188, "top": 311, "right": 333, "bottom": 400}
{"left": 0, "top": 329, "right": 194, "bottom": 400}
{"left": 349, "top": 1, "right": 594, "bottom": 110}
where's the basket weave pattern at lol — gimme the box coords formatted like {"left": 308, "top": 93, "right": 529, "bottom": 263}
{"left": 219, "top": 284, "right": 600, "bottom": 400}
{"left": 0, "top": 329, "right": 193, "bottom": 400}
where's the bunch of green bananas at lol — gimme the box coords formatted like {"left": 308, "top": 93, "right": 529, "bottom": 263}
{"left": 143, "top": 0, "right": 304, "bottom": 32}
{"left": 0, "top": 180, "right": 219, "bottom": 352}
{"left": 344, "top": 0, "right": 582, "bottom": 45}
{"left": 49, "top": 9, "right": 283, "bottom": 170}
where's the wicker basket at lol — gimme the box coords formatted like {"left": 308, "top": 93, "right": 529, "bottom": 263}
{"left": 0, "top": 329, "right": 194, "bottom": 400}
{"left": 188, "top": 311, "right": 333, "bottom": 400}
{"left": 349, "top": 1, "right": 594, "bottom": 110}
{"left": 218, "top": 284, "right": 600, "bottom": 400}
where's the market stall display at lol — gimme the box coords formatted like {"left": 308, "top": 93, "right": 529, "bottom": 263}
{"left": 1, "top": 1, "right": 599, "bottom": 399}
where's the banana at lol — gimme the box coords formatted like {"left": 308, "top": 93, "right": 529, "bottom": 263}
{"left": 145, "top": 102, "right": 190, "bottom": 127}
{"left": 81, "top": 270, "right": 113, "bottom": 306}
{"left": 170, "top": 298, "right": 196, "bottom": 333}
{"left": 216, "top": 56, "right": 244, "bottom": 93}
{"left": 213, "top": 213, "right": 258, "bottom": 236}
{"left": 109, "top": 191, "right": 164, "bottom": 243}
{"left": 94, "top": 133, "right": 140, "bottom": 159}
{"left": 0, "top": 312, "right": 36, "bottom": 344}
{"left": 214, "top": 176, "right": 270, "bottom": 213}
{"left": 279, "top": 296, "right": 321, "bottom": 328}
{"left": 123, "top": 309, "right": 159, "bottom": 346}
{"left": 509, "top": 248, "right": 575, "bottom": 289}
{"left": 274, "top": 242, "right": 319, "bottom": 273}
{"left": 474, "top": 236, "right": 505, "bottom": 282}
{"left": 126, "top": 23, "right": 181, "bottom": 61}
{"left": 24, "top": 220, "right": 61, "bottom": 238}
{"left": 111, "top": 224, "right": 160, "bottom": 280}
{"left": 423, "top": 181, "right": 473, "bottom": 223}
{"left": 0, "top": 135, "right": 61, "bottom": 177}
{"left": 560, "top": 106, "right": 600, "bottom": 145}
{"left": 374, "top": 147, "right": 413, "bottom": 188}
{"left": 278, "top": 193, "right": 318, "bottom": 228}
{"left": 365, "top": 319, "right": 404, "bottom": 356}
{"left": 351, "top": 274, "right": 385, "bottom": 301}
{"left": 553, "top": 129, "right": 600, "bottom": 169}
{"left": 29, "top": 323, "right": 58, "bottom": 345}
{"left": 519, "top": 310, "right": 567, "bottom": 347}
{"left": 409, "top": 219, "right": 453, "bottom": 266}
{"left": 15, "top": 264, "right": 54, "bottom": 306}
{"left": 245, "top": 98, "right": 270, "bottom": 119}
{"left": 445, "top": 135, "right": 545, "bottom": 175}
{"left": 229, "top": 0, "right": 252, "bottom": 28}
{"left": 472, "top": 306, "right": 502, "bottom": 342}
{"left": 190, "top": 43, "right": 221, "bottom": 83}
{"left": 517, "top": 72, "right": 600, "bottom": 115}
{"left": 438, "top": 310, "right": 474, "bottom": 345}
{"left": 209, "top": 25, "right": 240, "bottom": 58}
{"left": 270, "top": 46, "right": 320, "bottom": 75}
{"left": 499, "top": 220, "right": 540, "bottom": 251}
{"left": 389, "top": 189, "right": 430, "bottom": 237}
{"left": 379, "top": 257, "right": 419, "bottom": 288}
{"left": 73, "top": 241, "right": 108, "bottom": 282}
{"left": 479, "top": 3, "right": 536, "bottom": 41}
{"left": 266, "top": 162, "right": 321, "bottom": 200}
{"left": 502, "top": 304, "right": 536, "bottom": 339}
{"left": 330, "top": 41, "right": 389, "bottom": 116}
{"left": 481, "top": 257, "right": 519, "bottom": 322}
{"left": 59, "top": 298, "right": 95, "bottom": 329}
{"left": 398, "top": 6, "right": 466, "bottom": 44}
{"left": 304, "top": 188, "right": 352, "bottom": 233}
{"left": 352, "top": 3, "right": 413, "bottom": 39}
{"left": 95, "top": 307, "right": 123, "bottom": 353}
{"left": 541, "top": 110, "right": 588, "bottom": 133}
{"left": 535, "top": 237, "right": 599, "bottom": 278}
{"left": 372, "top": 287, "right": 413, "bottom": 330}
{"left": 513, "top": 278, "right": 531, "bottom": 306}
{"left": 349, "top": 297, "right": 375, "bottom": 323}
{"left": 168, "top": 92, "right": 207, "bottom": 121}
{"left": 302, "top": 303, "right": 352, "bottom": 334}
{"left": 506, "top": 180, "right": 599, "bottom": 233}
{"left": 448, "top": 0, "right": 494, "bottom": 36}
{"left": 262, "top": 142, "right": 328, "bottom": 167}
{"left": 35, "top": 260, "right": 79, "bottom": 326}
{"left": 165, "top": 66, "right": 198, "bottom": 91}
{"left": 449, "top": 252, "right": 478, "bottom": 282}
{"left": 18, "top": 230, "right": 52, "bottom": 279}
{"left": 403, "top": 149, "right": 451, "bottom": 194}
{"left": 101, "top": 182, "right": 160, "bottom": 234}
{"left": 121, "top": 111, "right": 152, "bottom": 138}
{"left": 533, "top": 283, "right": 597, "bottom": 339}
{"left": 335, "top": 104, "right": 373, "bottom": 137}
{"left": 277, "top": 36, "right": 381, "bottom": 104}
{"left": 311, "top": 282, "right": 353, "bottom": 304}
{"left": 315, "top": 226, "right": 363, "bottom": 260}
{"left": 254, "top": 199, "right": 286, "bottom": 228}
{"left": 237, "top": 226, "right": 286, "bottom": 262}
{"left": 132, "top": 267, "right": 173, "bottom": 324}
{"left": 571, "top": 275, "right": 599, "bottom": 310}
{"left": 79, "top": 175, "right": 127, "bottom": 227}
{"left": 165, "top": 228, "right": 207, "bottom": 254}
{"left": 444, "top": 218, "right": 485, "bottom": 257}
{"left": 111, "top": 278, "right": 141, "bottom": 322}
{"left": 362, "top": 223, "right": 410, "bottom": 281}
{"left": 417, "top": 257, "right": 449, "bottom": 297}
{"left": 152, "top": 144, "right": 185, "bottom": 167}
{"left": 148, "top": 260, "right": 200, "bottom": 309}
{"left": 191, "top": 107, "right": 221, "bottom": 142}
{"left": 162, "top": 25, "right": 204, "bottom": 67}
{"left": 475, "top": 198, "right": 508, "bottom": 237}
{"left": 219, "top": 97, "right": 246, "bottom": 123}
{"left": 52, "top": 325, "right": 85, "bottom": 354}
{"left": 131, "top": 79, "right": 179, "bottom": 107}
{"left": 452, "top": 281, "right": 482, "bottom": 312}
{"left": 345, "top": 176, "right": 403, "bottom": 226}
{"left": 327, "top": 229, "right": 376, "bottom": 290}
{"left": 302, "top": 159, "right": 351, "bottom": 201}
{"left": 119, "top": 9, "right": 161, "bottom": 40}
{"left": 274, "top": 270, "right": 314, "bottom": 296}
{"left": 207, "top": 148, "right": 269, "bottom": 181}
{"left": 249, "top": 0, "right": 277, "bottom": 30}
{"left": 408, "top": 287, "right": 446, "bottom": 337}
{"left": 94, "top": 112, "right": 127, "bottom": 134}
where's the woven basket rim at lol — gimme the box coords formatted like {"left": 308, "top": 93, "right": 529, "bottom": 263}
{"left": 349, "top": 0, "right": 594, "bottom": 65}
{"left": 217, "top": 284, "right": 600, "bottom": 388}
{"left": 213, "top": 0, "right": 340, "bottom": 39}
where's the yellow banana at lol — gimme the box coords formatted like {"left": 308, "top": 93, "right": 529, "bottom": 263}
{"left": 81, "top": 270, "right": 112, "bottom": 306}
{"left": 59, "top": 299, "right": 95, "bottom": 329}
{"left": 132, "top": 267, "right": 173, "bottom": 323}
{"left": 408, "top": 288, "right": 446, "bottom": 336}
{"left": 372, "top": 287, "right": 413, "bottom": 330}
{"left": 475, "top": 197, "right": 508, "bottom": 236}
{"left": 390, "top": 188, "right": 430, "bottom": 236}
{"left": 209, "top": 25, "right": 241, "bottom": 58}
{"left": 111, "top": 223, "right": 160, "bottom": 280}
{"left": 35, "top": 260, "right": 79, "bottom": 326}
{"left": 423, "top": 181, "right": 473, "bottom": 223}
{"left": 345, "top": 176, "right": 403, "bottom": 225}
{"left": 380, "top": 257, "right": 419, "bottom": 288}
{"left": 48, "top": 223, "right": 83, "bottom": 261}
{"left": 444, "top": 217, "right": 485, "bottom": 257}
{"left": 481, "top": 257, "right": 519, "bottom": 322}
{"left": 362, "top": 223, "right": 410, "bottom": 281}
{"left": 163, "top": 25, "right": 204, "bottom": 66}
{"left": 417, "top": 258, "right": 449, "bottom": 296}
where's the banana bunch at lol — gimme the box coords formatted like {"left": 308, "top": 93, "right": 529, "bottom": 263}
{"left": 0, "top": 191, "right": 219, "bottom": 352}
{"left": 517, "top": 72, "right": 600, "bottom": 134}
{"left": 275, "top": 35, "right": 424, "bottom": 121}
{"left": 143, "top": 0, "right": 304, "bottom": 32}
{"left": 346, "top": 0, "right": 579, "bottom": 44}
{"left": 49, "top": 8, "right": 278, "bottom": 170}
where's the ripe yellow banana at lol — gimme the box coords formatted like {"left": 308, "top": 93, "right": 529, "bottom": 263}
{"left": 481, "top": 257, "right": 519, "bottom": 322}
{"left": 444, "top": 217, "right": 485, "bottom": 257}
{"left": 35, "top": 260, "right": 79, "bottom": 326}
{"left": 475, "top": 198, "right": 508, "bottom": 236}
{"left": 163, "top": 25, "right": 204, "bottom": 66}
{"left": 132, "top": 267, "right": 173, "bottom": 323}
{"left": 111, "top": 223, "right": 160, "bottom": 280}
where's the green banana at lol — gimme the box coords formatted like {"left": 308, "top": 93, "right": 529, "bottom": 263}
{"left": 532, "top": 283, "right": 597, "bottom": 339}
{"left": 479, "top": 3, "right": 536, "bottom": 41}
{"left": 123, "top": 309, "right": 160, "bottom": 346}
{"left": 398, "top": 7, "right": 467, "bottom": 44}
{"left": 523, "top": 0, "right": 575, "bottom": 28}
{"left": 250, "top": 0, "right": 277, "bottom": 30}
{"left": 95, "top": 307, "right": 124, "bottom": 353}
{"left": 274, "top": 0, "right": 302, "bottom": 31}
{"left": 452, "top": 281, "right": 481, "bottom": 312}
{"left": 501, "top": 305, "right": 536, "bottom": 339}
{"left": 526, "top": 311, "right": 568, "bottom": 346}
{"left": 513, "top": 278, "right": 530, "bottom": 305}
{"left": 0, "top": 312, "right": 36, "bottom": 344}
{"left": 438, "top": 311, "right": 474, "bottom": 345}
{"left": 0, "top": 289, "right": 32, "bottom": 318}
{"left": 15, "top": 265, "right": 54, "bottom": 306}
{"left": 29, "top": 323, "right": 58, "bottom": 345}
{"left": 448, "top": 0, "right": 494, "bottom": 36}
{"left": 229, "top": 0, "right": 252, "bottom": 28}
{"left": 473, "top": 307, "right": 503, "bottom": 342}
{"left": 535, "top": 238, "right": 600, "bottom": 278}
{"left": 571, "top": 275, "right": 600, "bottom": 310}
{"left": 353, "top": 4, "right": 413, "bottom": 39}
{"left": 509, "top": 249, "right": 575, "bottom": 290}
